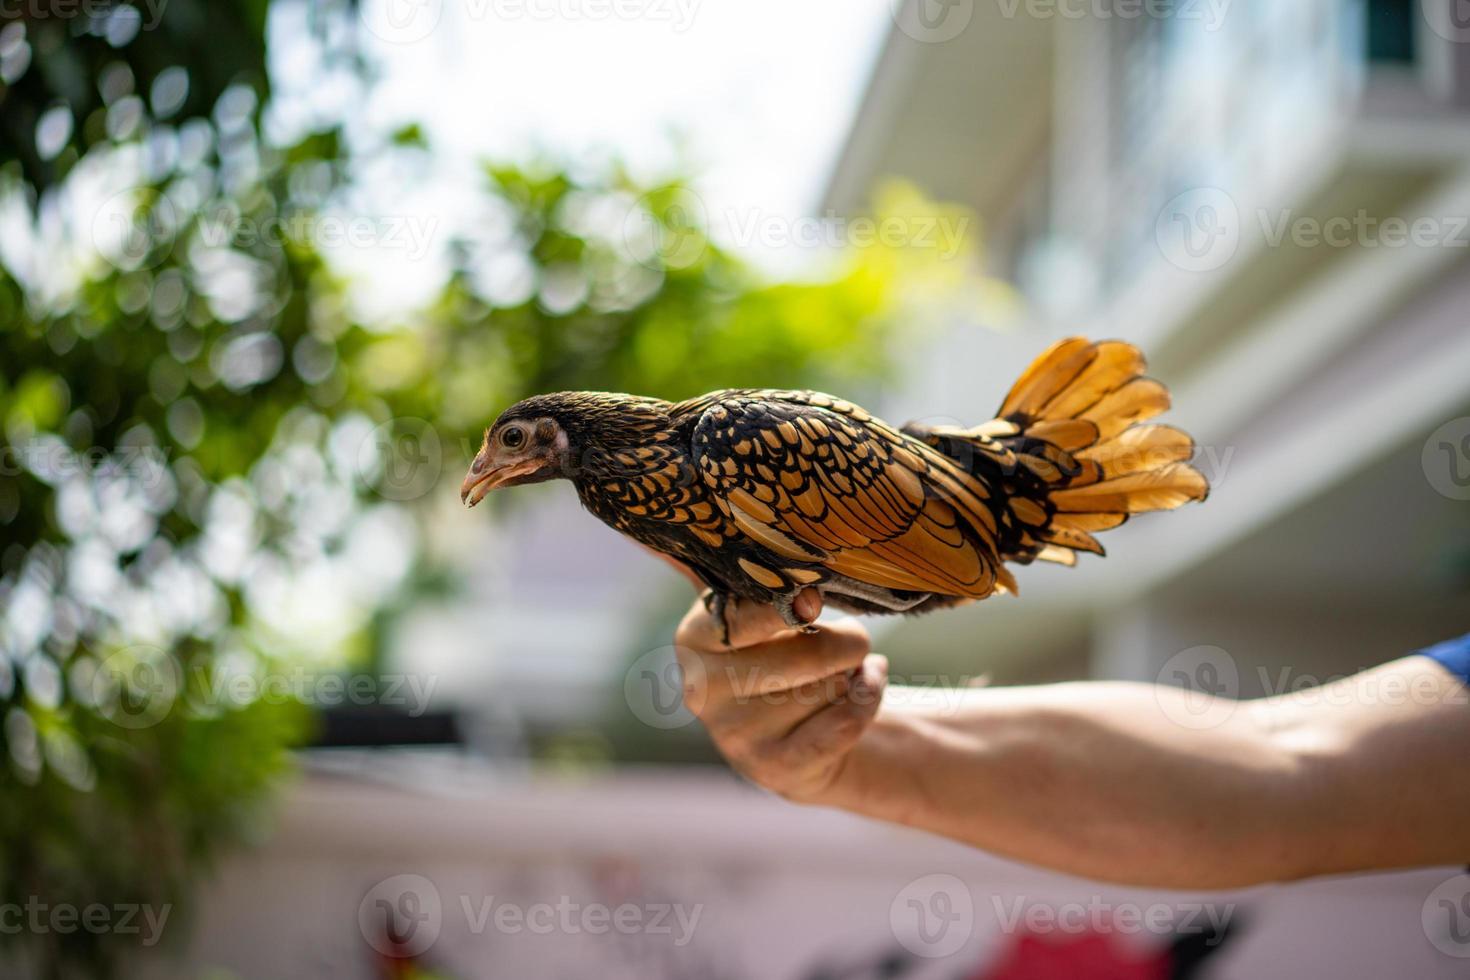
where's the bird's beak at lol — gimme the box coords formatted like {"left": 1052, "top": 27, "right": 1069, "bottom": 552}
{"left": 460, "top": 455, "right": 543, "bottom": 507}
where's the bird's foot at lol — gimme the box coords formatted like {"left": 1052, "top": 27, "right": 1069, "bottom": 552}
{"left": 702, "top": 589, "right": 734, "bottom": 646}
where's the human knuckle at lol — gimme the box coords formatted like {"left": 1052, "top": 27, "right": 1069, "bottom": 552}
{"left": 717, "top": 728, "right": 761, "bottom": 765}
{"left": 823, "top": 630, "right": 868, "bottom": 665}
{"left": 772, "top": 740, "right": 812, "bottom": 774}
{"left": 745, "top": 749, "right": 791, "bottom": 787}
{"left": 730, "top": 622, "right": 773, "bottom": 651}
{"left": 673, "top": 619, "right": 706, "bottom": 652}
{"left": 828, "top": 711, "right": 864, "bottom": 743}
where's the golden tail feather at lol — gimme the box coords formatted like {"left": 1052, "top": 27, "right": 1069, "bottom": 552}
{"left": 901, "top": 337, "right": 1207, "bottom": 576}
{"left": 992, "top": 337, "right": 1208, "bottom": 566}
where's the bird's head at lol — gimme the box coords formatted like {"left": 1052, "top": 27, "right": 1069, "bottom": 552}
{"left": 460, "top": 391, "right": 669, "bottom": 507}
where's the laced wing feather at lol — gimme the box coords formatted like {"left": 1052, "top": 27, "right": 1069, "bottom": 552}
{"left": 690, "top": 393, "right": 999, "bottom": 599}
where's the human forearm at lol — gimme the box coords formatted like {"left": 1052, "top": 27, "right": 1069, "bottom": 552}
{"left": 674, "top": 595, "right": 1470, "bottom": 888}
{"left": 821, "top": 662, "right": 1470, "bottom": 887}
{"left": 821, "top": 683, "right": 1308, "bottom": 886}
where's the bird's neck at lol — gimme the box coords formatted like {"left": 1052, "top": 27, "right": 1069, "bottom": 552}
{"left": 571, "top": 439, "right": 673, "bottom": 483}
{"left": 567, "top": 429, "right": 696, "bottom": 529}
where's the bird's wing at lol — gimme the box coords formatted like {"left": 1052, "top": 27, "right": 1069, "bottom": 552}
{"left": 690, "top": 391, "right": 1002, "bottom": 598}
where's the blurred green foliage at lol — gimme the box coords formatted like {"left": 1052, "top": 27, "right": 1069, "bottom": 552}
{"left": 0, "top": 2, "right": 981, "bottom": 976}
{"left": 0, "top": 0, "right": 270, "bottom": 192}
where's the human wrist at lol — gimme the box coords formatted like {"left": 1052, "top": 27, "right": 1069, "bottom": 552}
{"left": 811, "top": 697, "right": 930, "bottom": 818}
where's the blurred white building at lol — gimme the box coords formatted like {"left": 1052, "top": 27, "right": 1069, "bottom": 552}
{"left": 829, "top": 0, "right": 1470, "bottom": 691}
{"left": 407, "top": 0, "right": 1470, "bottom": 733}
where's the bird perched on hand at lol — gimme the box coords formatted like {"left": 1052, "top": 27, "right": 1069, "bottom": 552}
{"left": 461, "top": 338, "right": 1208, "bottom": 641}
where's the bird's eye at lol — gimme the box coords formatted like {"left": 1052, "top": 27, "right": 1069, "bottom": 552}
{"left": 501, "top": 427, "right": 526, "bottom": 450}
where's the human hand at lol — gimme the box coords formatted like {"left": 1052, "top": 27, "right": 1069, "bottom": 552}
{"left": 673, "top": 590, "right": 888, "bottom": 804}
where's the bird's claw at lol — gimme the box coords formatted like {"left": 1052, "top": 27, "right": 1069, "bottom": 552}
{"left": 703, "top": 589, "right": 815, "bottom": 645}
{"left": 701, "top": 589, "right": 733, "bottom": 647}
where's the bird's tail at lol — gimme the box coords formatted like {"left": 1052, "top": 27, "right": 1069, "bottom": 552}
{"left": 907, "top": 337, "right": 1208, "bottom": 583}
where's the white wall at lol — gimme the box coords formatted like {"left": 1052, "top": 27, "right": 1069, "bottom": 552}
{"left": 132, "top": 766, "right": 1470, "bottom": 979}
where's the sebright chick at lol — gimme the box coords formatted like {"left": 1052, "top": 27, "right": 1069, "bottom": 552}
{"left": 461, "top": 338, "right": 1208, "bottom": 641}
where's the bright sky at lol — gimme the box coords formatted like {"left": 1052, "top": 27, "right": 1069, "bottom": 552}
{"left": 268, "top": 0, "right": 894, "bottom": 313}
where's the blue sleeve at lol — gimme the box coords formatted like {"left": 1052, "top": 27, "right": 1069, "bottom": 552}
{"left": 1420, "top": 633, "right": 1470, "bottom": 685}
